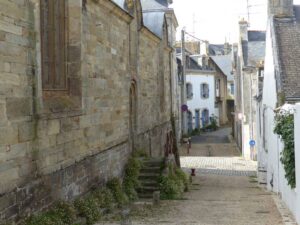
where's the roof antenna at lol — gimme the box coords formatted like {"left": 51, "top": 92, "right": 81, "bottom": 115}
{"left": 247, "top": 0, "right": 251, "bottom": 27}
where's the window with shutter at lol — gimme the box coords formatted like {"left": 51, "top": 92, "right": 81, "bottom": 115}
{"left": 200, "top": 83, "right": 209, "bottom": 99}
{"left": 41, "top": 0, "right": 67, "bottom": 90}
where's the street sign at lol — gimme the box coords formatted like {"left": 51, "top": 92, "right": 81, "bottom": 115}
{"left": 181, "top": 104, "right": 188, "bottom": 112}
{"left": 249, "top": 140, "right": 256, "bottom": 147}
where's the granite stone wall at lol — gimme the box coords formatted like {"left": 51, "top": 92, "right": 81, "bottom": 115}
{"left": 0, "top": 0, "right": 173, "bottom": 222}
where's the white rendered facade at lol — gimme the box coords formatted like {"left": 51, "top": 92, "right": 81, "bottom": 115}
{"left": 186, "top": 72, "right": 217, "bottom": 131}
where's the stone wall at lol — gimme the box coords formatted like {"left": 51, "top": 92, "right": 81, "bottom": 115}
{"left": 0, "top": 0, "right": 174, "bottom": 222}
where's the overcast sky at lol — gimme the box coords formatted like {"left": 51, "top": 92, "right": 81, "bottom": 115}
{"left": 170, "top": 0, "right": 300, "bottom": 44}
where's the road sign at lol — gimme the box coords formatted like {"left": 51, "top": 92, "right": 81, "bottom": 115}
{"left": 249, "top": 140, "right": 256, "bottom": 147}
{"left": 181, "top": 104, "right": 188, "bottom": 112}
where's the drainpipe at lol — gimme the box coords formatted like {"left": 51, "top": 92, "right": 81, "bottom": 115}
{"left": 181, "top": 29, "right": 187, "bottom": 135}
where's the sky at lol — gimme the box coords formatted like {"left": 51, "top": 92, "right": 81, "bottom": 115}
{"left": 170, "top": 0, "right": 300, "bottom": 44}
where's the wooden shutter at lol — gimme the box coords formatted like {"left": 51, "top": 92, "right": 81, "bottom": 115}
{"left": 41, "top": 0, "right": 66, "bottom": 90}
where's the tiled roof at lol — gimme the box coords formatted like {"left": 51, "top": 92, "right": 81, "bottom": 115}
{"left": 273, "top": 6, "right": 300, "bottom": 99}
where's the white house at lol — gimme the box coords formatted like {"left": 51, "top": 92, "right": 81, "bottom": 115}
{"left": 256, "top": 0, "right": 300, "bottom": 222}
{"left": 186, "top": 70, "right": 216, "bottom": 131}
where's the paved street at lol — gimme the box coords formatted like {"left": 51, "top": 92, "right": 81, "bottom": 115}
{"left": 99, "top": 127, "right": 297, "bottom": 225}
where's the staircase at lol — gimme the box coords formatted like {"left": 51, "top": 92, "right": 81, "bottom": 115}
{"left": 137, "top": 158, "right": 163, "bottom": 199}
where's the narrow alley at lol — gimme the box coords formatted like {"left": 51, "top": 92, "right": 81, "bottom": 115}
{"left": 99, "top": 128, "right": 296, "bottom": 225}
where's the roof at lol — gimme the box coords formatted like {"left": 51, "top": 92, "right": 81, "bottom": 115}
{"left": 210, "top": 54, "right": 234, "bottom": 81}
{"left": 111, "top": 0, "right": 127, "bottom": 11}
{"left": 273, "top": 6, "right": 300, "bottom": 99}
{"left": 242, "top": 31, "right": 266, "bottom": 67}
{"left": 248, "top": 31, "right": 266, "bottom": 42}
{"left": 176, "top": 55, "right": 202, "bottom": 70}
{"left": 140, "top": 0, "right": 169, "bottom": 10}
{"left": 142, "top": 11, "right": 165, "bottom": 38}
{"left": 209, "top": 44, "right": 227, "bottom": 55}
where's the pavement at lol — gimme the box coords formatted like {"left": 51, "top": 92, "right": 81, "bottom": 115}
{"left": 95, "top": 127, "right": 297, "bottom": 225}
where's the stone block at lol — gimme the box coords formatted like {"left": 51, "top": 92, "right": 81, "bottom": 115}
{"left": 47, "top": 119, "right": 60, "bottom": 135}
{"left": 61, "top": 117, "right": 80, "bottom": 132}
{"left": 0, "top": 126, "right": 18, "bottom": 145}
{"left": 0, "top": 20, "right": 22, "bottom": 36}
{"left": 6, "top": 97, "right": 32, "bottom": 120}
{"left": 18, "top": 121, "right": 35, "bottom": 142}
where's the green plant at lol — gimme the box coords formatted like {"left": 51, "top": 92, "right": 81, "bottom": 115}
{"left": 123, "top": 157, "right": 142, "bottom": 201}
{"left": 74, "top": 195, "right": 101, "bottom": 225}
{"left": 274, "top": 112, "right": 295, "bottom": 189}
{"left": 175, "top": 168, "right": 189, "bottom": 192}
{"left": 191, "top": 128, "right": 200, "bottom": 136}
{"left": 133, "top": 149, "right": 149, "bottom": 158}
{"left": 25, "top": 201, "right": 76, "bottom": 225}
{"left": 107, "top": 178, "right": 128, "bottom": 206}
{"left": 159, "top": 165, "right": 187, "bottom": 200}
{"left": 92, "top": 188, "right": 115, "bottom": 211}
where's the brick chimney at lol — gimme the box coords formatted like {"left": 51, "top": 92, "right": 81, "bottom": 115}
{"left": 268, "top": 0, "right": 294, "bottom": 17}
{"left": 239, "top": 19, "right": 248, "bottom": 41}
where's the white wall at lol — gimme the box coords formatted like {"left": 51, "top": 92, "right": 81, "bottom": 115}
{"left": 259, "top": 21, "right": 300, "bottom": 224}
{"left": 186, "top": 74, "right": 216, "bottom": 128}
{"left": 295, "top": 103, "right": 300, "bottom": 223}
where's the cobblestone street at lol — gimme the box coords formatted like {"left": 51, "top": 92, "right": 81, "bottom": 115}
{"left": 181, "top": 157, "right": 257, "bottom": 176}
{"left": 99, "top": 128, "right": 297, "bottom": 225}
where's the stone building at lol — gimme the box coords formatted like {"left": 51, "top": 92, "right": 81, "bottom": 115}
{"left": 233, "top": 19, "right": 266, "bottom": 159}
{"left": 0, "top": 0, "right": 176, "bottom": 222}
{"left": 210, "top": 54, "right": 235, "bottom": 124}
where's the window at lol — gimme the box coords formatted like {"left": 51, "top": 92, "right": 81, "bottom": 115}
{"left": 216, "top": 79, "right": 220, "bottom": 97}
{"left": 230, "top": 83, "right": 234, "bottom": 95}
{"left": 186, "top": 83, "right": 193, "bottom": 99}
{"left": 200, "top": 83, "right": 209, "bottom": 99}
{"left": 41, "top": 0, "right": 66, "bottom": 90}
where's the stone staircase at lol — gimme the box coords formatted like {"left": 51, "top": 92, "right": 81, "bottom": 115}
{"left": 137, "top": 158, "right": 163, "bottom": 199}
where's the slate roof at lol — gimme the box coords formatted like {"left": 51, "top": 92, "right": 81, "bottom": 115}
{"left": 273, "top": 6, "right": 300, "bottom": 99}
{"left": 142, "top": 11, "right": 165, "bottom": 38}
{"left": 111, "top": 0, "right": 127, "bottom": 11}
{"left": 242, "top": 31, "right": 266, "bottom": 67}
{"left": 140, "top": 0, "right": 169, "bottom": 10}
{"left": 209, "top": 44, "right": 226, "bottom": 55}
{"left": 210, "top": 54, "right": 234, "bottom": 81}
{"left": 176, "top": 55, "right": 202, "bottom": 71}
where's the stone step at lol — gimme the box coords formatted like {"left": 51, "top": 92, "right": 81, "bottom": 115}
{"left": 138, "top": 193, "right": 154, "bottom": 199}
{"left": 142, "top": 158, "right": 164, "bottom": 167}
{"left": 140, "top": 180, "right": 159, "bottom": 186}
{"left": 140, "top": 166, "right": 161, "bottom": 173}
{"left": 138, "top": 186, "right": 160, "bottom": 194}
{"left": 139, "top": 173, "right": 160, "bottom": 180}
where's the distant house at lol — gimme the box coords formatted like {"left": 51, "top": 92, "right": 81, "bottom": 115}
{"left": 210, "top": 54, "right": 234, "bottom": 125}
{"left": 256, "top": 0, "right": 300, "bottom": 223}
{"left": 233, "top": 19, "right": 266, "bottom": 160}
{"left": 176, "top": 41, "right": 233, "bottom": 132}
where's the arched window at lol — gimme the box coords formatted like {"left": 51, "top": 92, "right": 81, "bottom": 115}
{"left": 200, "top": 83, "right": 209, "bottom": 99}
{"left": 186, "top": 83, "right": 193, "bottom": 99}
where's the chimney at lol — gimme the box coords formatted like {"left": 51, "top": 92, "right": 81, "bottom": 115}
{"left": 201, "top": 41, "right": 209, "bottom": 56}
{"left": 239, "top": 19, "right": 248, "bottom": 41}
{"left": 224, "top": 42, "right": 231, "bottom": 55}
{"left": 268, "top": 0, "right": 294, "bottom": 18}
